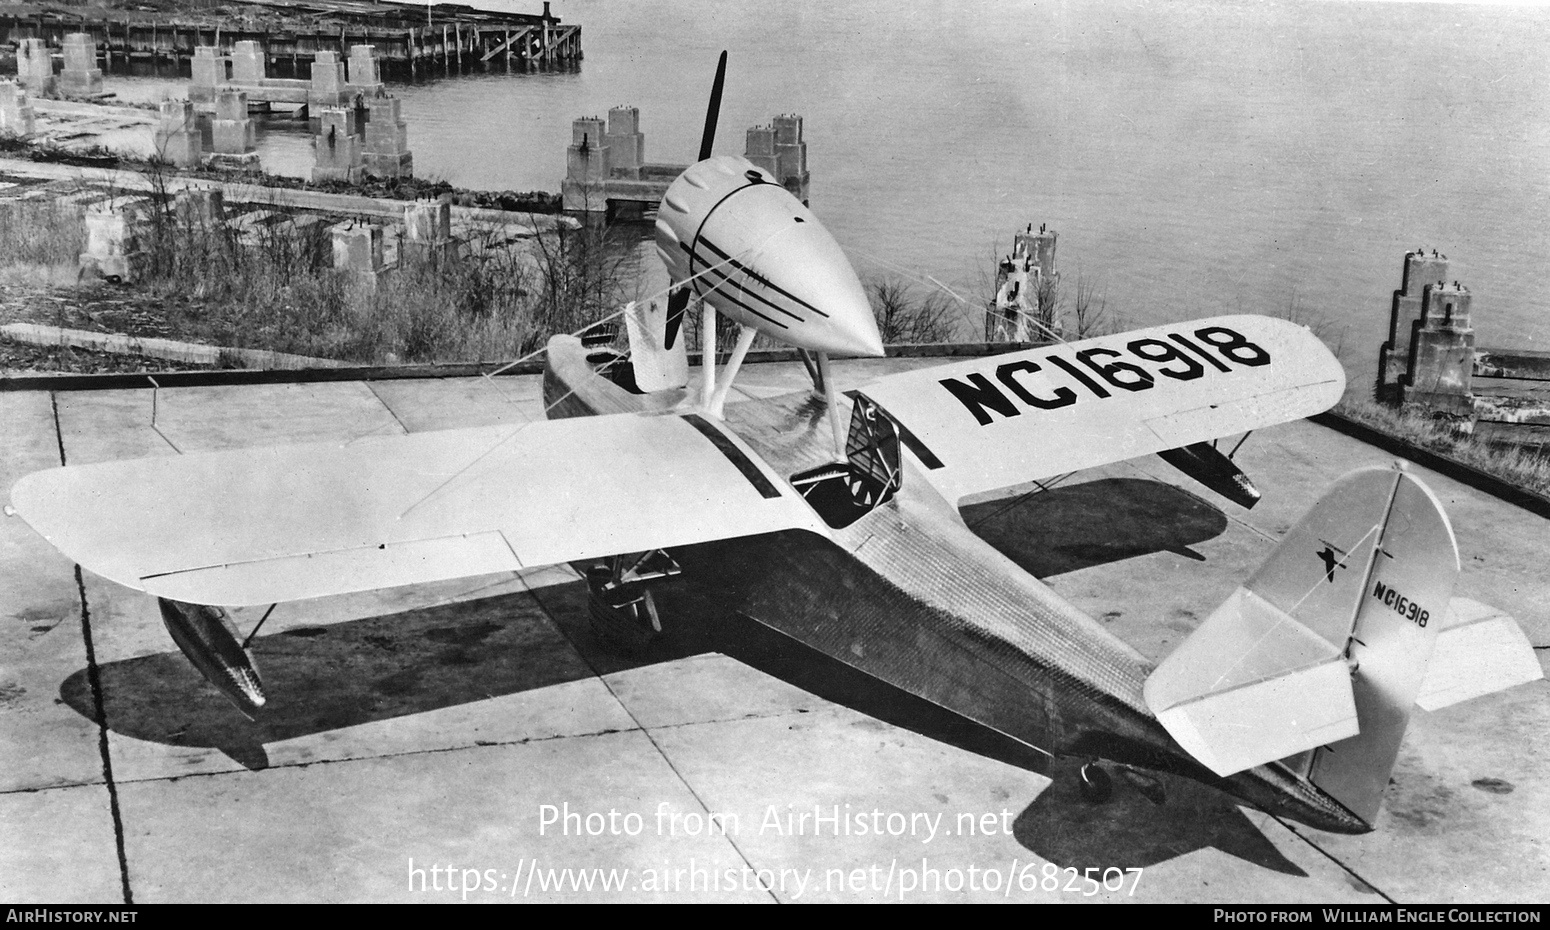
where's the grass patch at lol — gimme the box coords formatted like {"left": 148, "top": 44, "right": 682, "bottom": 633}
{"left": 0, "top": 180, "right": 635, "bottom": 365}
{"left": 1333, "top": 396, "right": 1550, "bottom": 498}
{"left": 0, "top": 199, "right": 83, "bottom": 266}
{"left": 132, "top": 201, "right": 632, "bottom": 363}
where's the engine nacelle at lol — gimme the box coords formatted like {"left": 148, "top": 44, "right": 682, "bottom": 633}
{"left": 654, "top": 155, "right": 884, "bottom": 358}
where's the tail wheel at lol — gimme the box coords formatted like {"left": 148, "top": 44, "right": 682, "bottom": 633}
{"left": 1078, "top": 763, "right": 1113, "bottom": 803}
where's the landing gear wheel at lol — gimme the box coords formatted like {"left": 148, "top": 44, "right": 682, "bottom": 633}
{"left": 585, "top": 565, "right": 662, "bottom": 653}
{"left": 1079, "top": 763, "right": 1113, "bottom": 803}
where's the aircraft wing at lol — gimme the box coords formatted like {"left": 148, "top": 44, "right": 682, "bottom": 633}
{"left": 858, "top": 315, "right": 1345, "bottom": 504}
{"left": 10, "top": 412, "right": 827, "bottom": 607}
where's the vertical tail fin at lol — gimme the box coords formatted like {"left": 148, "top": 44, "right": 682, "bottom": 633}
{"left": 1146, "top": 466, "right": 1459, "bottom": 827}
{"left": 1305, "top": 468, "right": 1457, "bottom": 825}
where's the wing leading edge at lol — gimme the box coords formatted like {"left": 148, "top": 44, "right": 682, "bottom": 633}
{"left": 857, "top": 315, "right": 1346, "bottom": 505}
{"left": 11, "top": 412, "right": 827, "bottom": 606}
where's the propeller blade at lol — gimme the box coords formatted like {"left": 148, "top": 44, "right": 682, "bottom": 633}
{"left": 664, "top": 287, "right": 691, "bottom": 350}
{"left": 698, "top": 50, "right": 728, "bottom": 161}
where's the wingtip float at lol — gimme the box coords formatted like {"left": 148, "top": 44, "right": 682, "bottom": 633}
{"left": 157, "top": 598, "right": 267, "bottom": 720}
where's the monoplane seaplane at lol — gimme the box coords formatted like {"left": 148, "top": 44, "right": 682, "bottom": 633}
{"left": 9, "top": 56, "right": 1540, "bottom": 836}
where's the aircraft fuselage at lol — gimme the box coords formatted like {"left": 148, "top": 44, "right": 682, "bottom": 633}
{"left": 545, "top": 345, "right": 1368, "bottom": 835}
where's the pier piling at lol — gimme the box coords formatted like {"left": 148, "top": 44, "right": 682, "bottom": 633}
{"left": 0, "top": 1, "right": 580, "bottom": 74}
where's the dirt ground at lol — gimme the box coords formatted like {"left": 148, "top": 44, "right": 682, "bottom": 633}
{"left": 0, "top": 274, "right": 212, "bottom": 374}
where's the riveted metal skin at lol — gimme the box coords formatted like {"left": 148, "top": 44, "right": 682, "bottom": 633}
{"left": 544, "top": 339, "right": 1369, "bottom": 835}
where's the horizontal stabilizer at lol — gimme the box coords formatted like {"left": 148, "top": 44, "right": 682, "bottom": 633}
{"left": 1147, "top": 465, "right": 1465, "bottom": 799}
{"left": 1145, "top": 588, "right": 1359, "bottom": 777}
{"left": 1416, "top": 598, "right": 1543, "bottom": 711}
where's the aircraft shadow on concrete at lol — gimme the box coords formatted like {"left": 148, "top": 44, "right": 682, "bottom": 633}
{"left": 58, "top": 476, "right": 1292, "bottom": 872}
{"left": 961, "top": 476, "right": 1228, "bottom": 576}
{"left": 58, "top": 590, "right": 611, "bottom": 771}
{"left": 1014, "top": 758, "right": 1306, "bottom": 876}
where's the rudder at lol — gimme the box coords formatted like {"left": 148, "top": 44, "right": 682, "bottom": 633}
{"left": 1305, "top": 468, "right": 1458, "bottom": 826}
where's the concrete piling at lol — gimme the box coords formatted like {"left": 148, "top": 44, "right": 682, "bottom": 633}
{"left": 361, "top": 96, "right": 413, "bottom": 179}
{"left": 309, "top": 51, "right": 349, "bottom": 110}
{"left": 206, "top": 88, "right": 261, "bottom": 172}
{"left": 605, "top": 107, "right": 643, "bottom": 179}
{"left": 745, "top": 114, "right": 810, "bottom": 204}
{"left": 191, "top": 46, "right": 225, "bottom": 103}
{"left": 1380, "top": 248, "right": 1453, "bottom": 401}
{"left": 152, "top": 99, "right": 203, "bottom": 168}
{"left": 331, "top": 221, "right": 386, "bottom": 288}
{"left": 173, "top": 189, "right": 225, "bottom": 228}
{"left": 0, "top": 80, "right": 37, "bottom": 138}
{"left": 231, "top": 40, "right": 266, "bottom": 85}
{"left": 212, "top": 88, "right": 257, "bottom": 153}
{"left": 16, "top": 38, "right": 54, "bottom": 98}
{"left": 347, "top": 45, "right": 387, "bottom": 99}
{"left": 79, "top": 197, "right": 151, "bottom": 283}
{"left": 58, "top": 34, "right": 105, "bottom": 99}
{"left": 1377, "top": 247, "right": 1550, "bottom": 447}
{"left": 402, "top": 199, "right": 458, "bottom": 267}
{"left": 312, "top": 106, "right": 364, "bottom": 183}
{"left": 1404, "top": 281, "right": 1477, "bottom": 415}
{"left": 987, "top": 224, "right": 1059, "bottom": 343}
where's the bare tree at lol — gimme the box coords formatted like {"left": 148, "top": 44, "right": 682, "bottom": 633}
{"left": 867, "top": 275, "right": 956, "bottom": 344}
{"left": 1069, "top": 274, "right": 1117, "bottom": 339}
{"left": 520, "top": 193, "right": 638, "bottom": 355}
{"left": 1277, "top": 287, "right": 1349, "bottom": 365}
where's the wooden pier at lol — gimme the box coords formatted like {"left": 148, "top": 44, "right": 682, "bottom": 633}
{"left": 0, "top": 0, "right": 581, "bottom": 73}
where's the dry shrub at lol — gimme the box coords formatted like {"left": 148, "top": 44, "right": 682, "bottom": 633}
{"left": 123, "top": 190, "right": 631, "bottom": 364}
{"left": 1335, "top": 397, "right": 1550, "bottom": 497}
{"left": 0, "top": 200, "right": 83, "bottom": 267}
